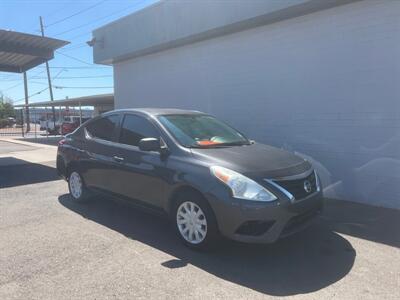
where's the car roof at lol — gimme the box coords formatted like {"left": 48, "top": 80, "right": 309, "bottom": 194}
{"left": 105, "top": 108, "right": 205, "bottom": 117}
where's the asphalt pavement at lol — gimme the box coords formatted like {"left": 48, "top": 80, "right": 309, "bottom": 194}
{"left": 0, "top": 139, "right": 399, "bottom": 299}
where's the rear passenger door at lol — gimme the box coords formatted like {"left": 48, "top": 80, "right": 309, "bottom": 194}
{"left": 81, "top": 114, "right": 121, "bottom": 193}
{"left": 112, "top": 113, "right": 169, "bottom": 208}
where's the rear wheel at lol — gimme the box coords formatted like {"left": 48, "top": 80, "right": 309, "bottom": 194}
{"left": 68, "top": 170, "right": 90, "bottom": 202}
{"left": 173, "top": 191, "right": 219, "bottom": 250}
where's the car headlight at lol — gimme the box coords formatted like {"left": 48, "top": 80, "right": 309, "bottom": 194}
{"left": 210, "top": 166, "right": 277, "bottom": 202}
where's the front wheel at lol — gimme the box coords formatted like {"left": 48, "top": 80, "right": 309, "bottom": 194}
{"left": 68, "top": 170, "right": 90, "bottom": 202}
{"left": 173, "top": 192, "right": 219, "bottom": 250}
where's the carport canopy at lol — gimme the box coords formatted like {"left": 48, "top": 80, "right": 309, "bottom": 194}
{"left": 14, "top": 93, "right": 114, "bottom": 108}
{"left": 0, "top": 29, "right": 68, "bottom": 73}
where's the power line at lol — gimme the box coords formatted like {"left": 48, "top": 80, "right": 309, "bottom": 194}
{"left": 1, "top": 75, "right": 113, "bottom": 81}
{"left": 27, "top": 0, "right": 150, "bottom": 38}
{"left": 2, "top": 82, "right": 23, "bottom": 92}
{"left": 43, "top": 2, "right": 73, "bottom": 20}
{"left": 26, "top": 1, "right": 73, "bottom": 33}
{"left": 56, "top": 51, "right": 94, "bottom": 66}
{"left": 1, "top": 70, "right": 47, "bottom": 92}
{"left": 52, "top": 1, "right": 145, "bottom": 37}
{"left": 36, "top": 66, "right": 109, "bottom": 69}
{"left": 12, "top": 69, "right": 64, "bottom": 103}
{"left": 54, "top": 0, "right": 150, "bottom": 43}
{"left": 53, "top": 85, "right": 113, "bottom": 89}
{"left": 64, "top": 30, "right": 94, "bottom": 41}
{"left": 50, "top": 68, "right": 112, "bottom": 90}
{"left": 1, "top": 78, "right": 26, "bottom": 82}
{"left": 13, "top": 85, "right": 113, "bottom": 103}
{"left": 48, "top": 75, "right": 112, "bottom": 79}
{"left": 29, "top": 81, "right": 49, "bottom": 86}
{"left": 14, "top": 87, "right": 49, "bottom": 103}
{"left": 61, "top": 44, "right": 88, "bottom": 51}
{"left": 45, "top": 0, "right": 108, "bottom": 28}
{"left": 0, "top": 73, "right": 21, "bottom": 80}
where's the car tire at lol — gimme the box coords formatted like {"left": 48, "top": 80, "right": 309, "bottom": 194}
{"left": 68, "top": 169, "right": 90, "bottom": 202}
{"left": 173, "top": 191, "right": 219, "bottom": 251}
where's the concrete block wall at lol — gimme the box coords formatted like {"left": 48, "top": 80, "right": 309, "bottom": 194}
{"left": 114, "top": 0, "right": 400, "bottom": 209}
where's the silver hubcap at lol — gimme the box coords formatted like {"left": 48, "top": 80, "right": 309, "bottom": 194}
{"left": 176, "top": 201, "right": 207, "bottom": 244}
{"left": 69, "top": 171, "right": 82, "bottom": 199}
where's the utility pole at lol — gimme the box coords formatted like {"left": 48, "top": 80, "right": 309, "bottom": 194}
{"left": 23, "top": 72, "right": 30, "bottom": 132}
{"left": 39, "top": 16, "right": 57, "bottom": 132}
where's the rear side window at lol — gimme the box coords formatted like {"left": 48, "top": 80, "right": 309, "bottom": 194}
{"left": 86, "top": 115, "right": 119, "bottom": 141}
{"left": 119, "top": 114, "right": 159, "bottom": 147}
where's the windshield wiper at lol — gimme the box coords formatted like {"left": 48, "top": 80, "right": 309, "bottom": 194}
{"left": 189, "top": 141, "right": 250, "bottom": 148}
{"left": 214, "top": 141, "right": 250, "bottom": 147}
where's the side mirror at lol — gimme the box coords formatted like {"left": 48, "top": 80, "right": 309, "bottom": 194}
{"left": 139, "top": 137, "right": 160, "bottom": 152}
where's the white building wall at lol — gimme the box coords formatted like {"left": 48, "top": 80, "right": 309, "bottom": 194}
{"left": 114, "top": 1, "right": 400, "bottom": 209}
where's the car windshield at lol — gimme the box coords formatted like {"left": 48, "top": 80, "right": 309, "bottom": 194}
{"left": 158, "top": 114, "right": 250, "bottom": 148}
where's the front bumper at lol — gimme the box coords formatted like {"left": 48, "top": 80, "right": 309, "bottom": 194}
{"left": 206, "top": 187, "right": 323, "bottom": 244}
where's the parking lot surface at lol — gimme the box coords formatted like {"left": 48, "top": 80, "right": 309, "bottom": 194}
{"left": 0, "top": 139, "right": 399, "bottom": 299}
{"left": 0, "top": 141, "right": 34, "bottom": 154}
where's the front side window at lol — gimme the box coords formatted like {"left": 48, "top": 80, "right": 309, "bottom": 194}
{"left": 119, "top": 114, "right": 159, "bottom": 147}
{"left": 158, "top": 114, "right": 249, "bottom": 148}
{"left": 86, "top": 115, "right": 119, "bottom": 141}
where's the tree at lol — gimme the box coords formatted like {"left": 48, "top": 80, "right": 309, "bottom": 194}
{"left": 0, "top": 92, "right": 15, "bottom": 119}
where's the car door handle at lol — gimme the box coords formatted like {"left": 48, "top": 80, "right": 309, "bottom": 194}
{"left": 112, "top": 156, "right": 124, "bottom": 163}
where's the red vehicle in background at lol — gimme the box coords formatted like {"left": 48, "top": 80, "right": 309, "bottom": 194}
{"left": 61, "top": 116, "right": 91, "bottom": 135}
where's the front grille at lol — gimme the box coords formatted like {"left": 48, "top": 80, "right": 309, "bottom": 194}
{"left": 274, "top": 171, "right": 317, "bottom": 200}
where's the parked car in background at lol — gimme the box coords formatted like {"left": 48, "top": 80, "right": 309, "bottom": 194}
{"left": 61, "top": 116, "right": 91, "bottom": 135}
{"left": 0, "top": 117, "right": 16, "bottom": 128}
{"left": 40, "top": 118, "right": 62, "bottom": 134}
{"left": 57, "top": 108, "right": 323, "bottom": 250}
{"left": 39, "top": 116, "right": 91, "bottom": 135}
{"left": 6, "top": 117, "right": 16, "bottom": 126}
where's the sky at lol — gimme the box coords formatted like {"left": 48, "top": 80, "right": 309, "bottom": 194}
{"left": 0, "top": 0, "right": 158, "bottom": 105}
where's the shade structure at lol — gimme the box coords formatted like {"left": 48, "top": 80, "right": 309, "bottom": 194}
{"left": 14, "top": 93, "right": 114, "bottom": 108}
{"left": 0, "top": 29, "right": 69, "bottom": 73}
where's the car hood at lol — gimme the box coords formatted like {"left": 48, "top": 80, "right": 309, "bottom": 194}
{"left": 190, "top": 142, "right": 311, "bottom": 179}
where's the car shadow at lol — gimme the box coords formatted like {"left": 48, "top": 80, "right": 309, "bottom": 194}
{"left": 59, "top": 194, "right": 356, "bottom": 296}
{"left": 321, "top": 198, "right": 400, "bottom": 248}
{"left": 0, "top": 158, "right": 59, "bottom": 188}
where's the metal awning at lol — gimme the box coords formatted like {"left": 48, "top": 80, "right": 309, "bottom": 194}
{"left": 0, "top": 29, "right": 69, "bottom": 73}
{"left": 15, "top": 93, "right": 114, "bottom": 107}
